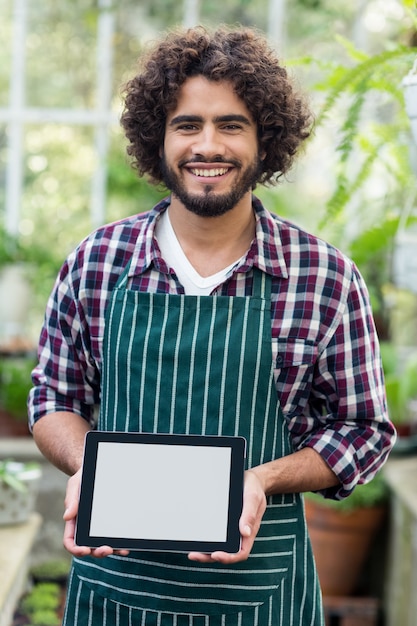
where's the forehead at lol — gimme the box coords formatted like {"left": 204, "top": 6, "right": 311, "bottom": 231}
{"left": 167, "top": 76, "right": 254, "bottom": 122}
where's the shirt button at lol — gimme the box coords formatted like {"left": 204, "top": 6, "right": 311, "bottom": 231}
{"left": 276, "top": 355, "right": 284, "bottom": 366}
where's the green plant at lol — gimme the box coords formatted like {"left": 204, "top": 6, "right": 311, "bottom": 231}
{"left": 0, "top": 223, "right": 52, "bottom": 267}
{"left": 0, "top": 356, "right": 36, "bottom": 419}
{"left": 298, "top": 20, "right": 417, "bottom": 341}
{"left": 381, "top": 342, "right": 417, "bottom": 425}
{"left": 0, "top": 227, "right": 21, "bottom": 267}
{"left": 309, "top": 36, "right": 417, "bottom": 226}
{"left": 31, "top": 609, "right": 61, "bottom": 626}
{"left": 305, "top": 471, "right": 389, "bottom": 513}
{"left": 0, "top": 459, "right": 41, "bottom": 493}
{"left": 21, "top": 582, "right": 61, "bottom": 626}
{"left": 30, "top": 558, "right": 71, "bottom": 583}
{"left": 0, "top": 222, "right": 61, "bottom": 309}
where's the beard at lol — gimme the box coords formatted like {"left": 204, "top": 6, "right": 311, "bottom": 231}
{"left": 160, "top": 154, "right": 262, "bottom": 218}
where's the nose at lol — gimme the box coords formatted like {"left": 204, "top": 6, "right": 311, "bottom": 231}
{"left": 191, "top": 125, "right": 226, "bottom": 160}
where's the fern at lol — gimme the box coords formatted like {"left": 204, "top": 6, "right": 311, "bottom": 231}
{"left": 333, "top": 34, "right": 369, "bottom": 63}
{"left": 336, "top": 85, "right": 366, "bottom": 163}
{"left": 322, "top": 148, "right": 378, "bottom": 226}
{"left": 309, "top": 38, "right": 417, "bottom": 226}
{"left": 317, "top": 45, "right": 416, "bottom": 124}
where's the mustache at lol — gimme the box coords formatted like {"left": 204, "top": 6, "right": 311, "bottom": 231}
{"left": 179, "top": 156, "right": 242, "bottom": 167}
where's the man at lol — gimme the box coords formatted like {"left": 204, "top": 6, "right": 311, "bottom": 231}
{"left": 29, "top": 25, "right": 395, "bottom": 626}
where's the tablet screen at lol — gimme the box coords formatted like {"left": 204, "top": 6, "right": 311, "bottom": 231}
{"left": 76, "top": 431, "right": 246, "bottom": 553}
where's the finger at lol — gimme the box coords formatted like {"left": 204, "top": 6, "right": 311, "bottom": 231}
{"left": 91, "top": 546, "right": 130, "bottom": 558}
{"left": 64, "top": 470, "right": 82, "bottom": 520}
{"left": 197, "top": 551, "right": 246, "bottom": 564}
{"left": 90, "top": 546, "right": 115, "bottom": 558}
{"left": 63, "top": 505, "right": 76, "bottom": 521}
{"left": 188, "top": 552, "right": 215, "bottom": 563}
{"left": 188, "top": 544, "right": 250, "bottom": 564}
{"left": 63, "top": 518, "right": 91, "bottom": 556}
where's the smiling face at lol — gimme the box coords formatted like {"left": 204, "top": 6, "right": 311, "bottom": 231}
{"left": 161, "top": 76, "right": 262, "bottom": 218}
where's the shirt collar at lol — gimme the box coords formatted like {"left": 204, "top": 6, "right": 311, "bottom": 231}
{"left": 128, "top": 195, "right": 288, "bottom": 279}
{"left": 243, "top": 196, "right": 288, "bottom": 279}
{"left": 127, "top": 197, "right": 171, "bottom": 278}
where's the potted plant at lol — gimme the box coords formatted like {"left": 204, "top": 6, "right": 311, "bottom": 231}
{"left": 0, "top": 459, "right": 42, "bottom": 526}
{"left": 30, "top": 559, "right": 71, "bottom": 586}
{"left": 305, "top": 473, "right": 389, "bottom": 597}
{"left": 18, "top": 582, "right": 62, "bottom": 626}
{"left": 12, "top": 559, "right": 71, "bottom": 625}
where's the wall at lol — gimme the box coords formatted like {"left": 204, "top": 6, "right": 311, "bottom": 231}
{"left": 383, "top": 456, "right": 417, "bottom": 626}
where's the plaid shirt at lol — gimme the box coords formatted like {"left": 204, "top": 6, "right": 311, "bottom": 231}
{"left": 29, "top": 196, "right": 395, "bottom": 499}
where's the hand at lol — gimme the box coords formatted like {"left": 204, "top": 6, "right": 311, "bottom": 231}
{"left": 188, "top": 469, "right": 266, "bottom": 564}
{"left": 63, "top": 467, "right": 129, "bottom": 559}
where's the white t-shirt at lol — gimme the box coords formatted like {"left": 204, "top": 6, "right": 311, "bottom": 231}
{"left": 155, "top": 210, "right": 244, "bottom": 295}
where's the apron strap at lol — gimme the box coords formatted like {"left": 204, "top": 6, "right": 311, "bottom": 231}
{"left": 251, "top": 267, "right": 271, "bottom": 300}
{"left": 114, "top": 260, "right": 132, "bottom": 290}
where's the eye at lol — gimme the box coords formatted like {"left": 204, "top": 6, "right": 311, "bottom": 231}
{"left": 177, "top": 123, "right": 199, "bottom": 132}
{"left": 221, "top": 123, "right": 244, "bottom": 132}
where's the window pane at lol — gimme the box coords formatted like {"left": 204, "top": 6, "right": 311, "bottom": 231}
{"left": 0, "top": 1, "right": 12, "bottom": 107}
{"left": 26, "top": 1, "right": 96, "bottom": 109}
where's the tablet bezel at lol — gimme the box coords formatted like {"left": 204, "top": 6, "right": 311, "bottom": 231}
{"left": 75, "top": 431, "right": 246, "bottom": 554}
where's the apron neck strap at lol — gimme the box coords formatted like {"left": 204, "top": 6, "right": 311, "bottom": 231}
{"left": 252, "top": 267, "right": 271, "bottom": 300}
{"left": 115, "top": 261, "right": 132, "bottom": 289}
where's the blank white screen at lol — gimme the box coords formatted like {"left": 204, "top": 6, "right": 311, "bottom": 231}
{"left": 89, "top": 442, "right": 232, "bottom": 542}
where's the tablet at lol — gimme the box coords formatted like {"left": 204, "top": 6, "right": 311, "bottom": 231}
{"left": 75, "top": 431, "right": 246, "bottom": 553}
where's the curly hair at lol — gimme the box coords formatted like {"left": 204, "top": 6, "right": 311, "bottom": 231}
{"left": 120, "top": 25, "right": 313, "bottom": 186}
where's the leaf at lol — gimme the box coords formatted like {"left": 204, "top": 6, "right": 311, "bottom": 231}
{"left": 316, "top": 46, "right": 417, "bottom": 124}
{"left": 2, "top": 472, "right": 28, "bottom": 493}
{"left": 400, "top": 355, "right": 417, "bottom": 410}
{"left": 334, "top": 34, "right": 369, "bottom": 63}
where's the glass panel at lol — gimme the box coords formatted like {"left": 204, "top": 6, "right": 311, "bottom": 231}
{"left": 21, "top": 123, "right": 95, "bottom": 251}
{"left": 25, "top": 1, "right": 97, "bottom": 109}
{"left": 0, "top": 1, "right": 12, "bottom": 108}
{"left": 0, "top": 125, "right": 7, "bottom": 213}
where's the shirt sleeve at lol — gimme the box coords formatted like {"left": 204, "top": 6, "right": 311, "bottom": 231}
{"left": 282, "top": 264, "right": 396, "bottom": 500}
{"left": 27, "top": 250, "right": 101, "bottom": 430}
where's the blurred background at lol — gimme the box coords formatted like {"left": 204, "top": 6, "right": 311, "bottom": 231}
{"left": 1, "top": 2, "right": 417, "bottom": 625}
{"left": 0, "top": 0, "right": 416, "bottom": 348}
{"left": 0, "top": 0, "right": 416, "bottom": 349}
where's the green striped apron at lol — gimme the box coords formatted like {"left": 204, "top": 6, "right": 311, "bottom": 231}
{"left": 65, "top": 264, "right": 323, "bottom": 625}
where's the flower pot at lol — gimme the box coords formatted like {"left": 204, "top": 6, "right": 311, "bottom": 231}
{"left": 0, "top": 408, "right": 30, "bottom": 437}
{"left": 305, "top": 498, "right": 386, "bottom": 597}
{"left": 0, "top": 462, "right": 42, "bottom": 526}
